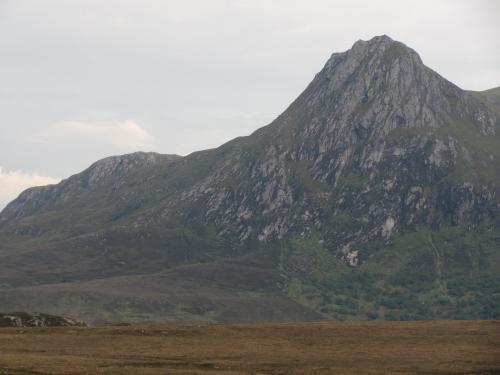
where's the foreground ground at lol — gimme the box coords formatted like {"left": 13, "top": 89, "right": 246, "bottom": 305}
{"left": 0, "top": 320, "right": 499, "bottom": 374}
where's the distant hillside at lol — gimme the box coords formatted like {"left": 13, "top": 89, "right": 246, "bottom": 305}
{"left": 0, "top": 35, "right": 499, "bottom": 323}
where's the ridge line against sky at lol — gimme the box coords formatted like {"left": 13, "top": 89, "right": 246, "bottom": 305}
{"left": 1, "top": 0, "right": 499, "bottom": 210}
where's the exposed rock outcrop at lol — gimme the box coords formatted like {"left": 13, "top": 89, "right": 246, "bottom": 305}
{"left": 0, "top": 312, "right": 85, "bottom": 327}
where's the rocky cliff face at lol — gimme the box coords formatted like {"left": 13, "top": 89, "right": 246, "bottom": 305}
{"left": 1, "top": 36, "right": 499, "bottom": 323}
{"left": 119, "top": 35, "right": 499, "bottom": 265}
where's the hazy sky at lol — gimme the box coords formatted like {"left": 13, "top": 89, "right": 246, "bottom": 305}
{"left": 1, "top": 0, "right": 499, "bottom": 209}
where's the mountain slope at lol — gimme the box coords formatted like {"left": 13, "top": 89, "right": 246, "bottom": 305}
{"left": 1, "top": 35, "right": 500, "bottom": 323}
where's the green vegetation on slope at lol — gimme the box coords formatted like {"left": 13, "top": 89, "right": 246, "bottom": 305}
{"left": 283, "top": 225, "right": 500, "bottom": 321}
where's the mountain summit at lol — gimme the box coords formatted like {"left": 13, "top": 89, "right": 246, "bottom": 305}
{"left": 1, "top": 36, "right": 499, "bottom": 323}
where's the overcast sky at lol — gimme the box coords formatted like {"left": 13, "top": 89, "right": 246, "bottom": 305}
{"left": 1, "top": 0, "right": 499, "bottom": 210}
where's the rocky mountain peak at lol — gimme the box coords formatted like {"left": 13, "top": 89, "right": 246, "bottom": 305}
{"left": 319, "top": 34, "right": 423, "bottom": 88}
{"left": 279, "top": 35, "right": 497, "bottom": 153}
{"left": 331, "top": 34, "right": 422, "bottom": 71}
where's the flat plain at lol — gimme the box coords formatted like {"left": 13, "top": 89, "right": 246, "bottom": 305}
{"left": 0, "top": 320, "right": 499, "bottom": 375}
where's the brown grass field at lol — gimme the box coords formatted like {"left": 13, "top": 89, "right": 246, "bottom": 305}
{"left": 0, "top": 320, "right": 499, "bottom": 375}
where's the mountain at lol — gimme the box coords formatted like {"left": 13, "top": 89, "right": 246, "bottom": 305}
{"left": 1, "top": 35, "right": 499, "bottom": 323}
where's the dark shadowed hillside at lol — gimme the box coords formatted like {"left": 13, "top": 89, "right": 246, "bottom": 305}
{"left": 1, "top": 35, "right": 499, "bottom": 323}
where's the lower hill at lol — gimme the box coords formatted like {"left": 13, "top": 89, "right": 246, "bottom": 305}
{"left": 1, "top": 238, "right": 499, "bottom": 324}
